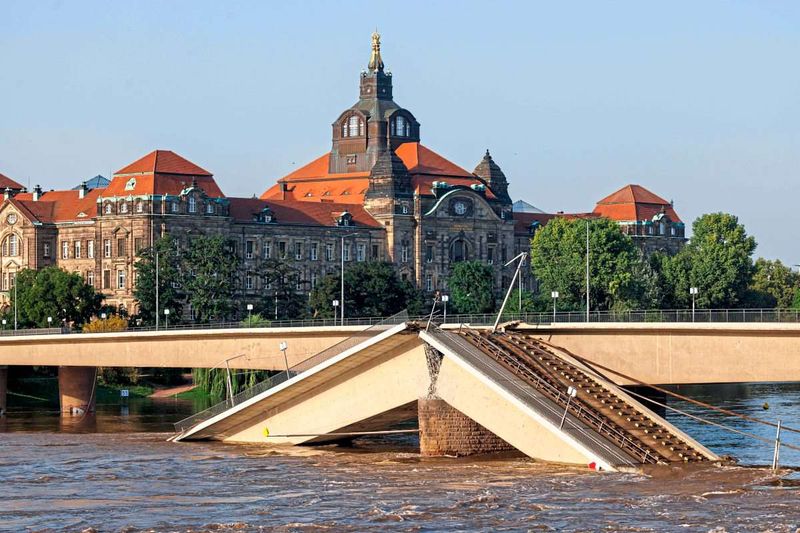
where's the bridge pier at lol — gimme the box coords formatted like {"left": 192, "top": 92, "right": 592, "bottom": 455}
{"left": 417, "top": 398, "right": 515, "bottom": 457}
{"left": 0, "top": 366, "right": 7, "bottom": 416}
{"left": 58, "top": 366, "right": 97, "bottom": 415}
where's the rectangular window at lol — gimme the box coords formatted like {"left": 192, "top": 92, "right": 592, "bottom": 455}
{"left": 43, "top": 242, "right": 50, "bottom": 258}
{"left": 264, "top": 241, "right": 272, "bottom": 259}
{"left": 488, "top": 246, "right": 495, "bottom": 265}
{"left": 103, "top": 269, "right": 111, "bottom": 289}
{"left": 61, "top": 241, "right": 69, "bottom": 259}
{"left": 294, "top": 242, "right": 303, "bottom": 260}
{"left": 670, "top": 226, "right": 676, "bottom": 236}
{"left": 278, "top": 241, "right": 287, "bottom": 259}
{"left": 356, "top": 243, "right": 366, "bottom": 262}
{"left": 134, "top": 238, "right": 144, "bottom": 254}
{"left": 425, "top": 245, "right": 434, "bottom": 263}
{"left": 343, "top": 243, "right": 351, "bottom": 262}
{"left": 87, "top": 271, "right": 94, "bottom": 287}
{"left": 74, "top": 241, "right": 81, "bottom": 259}
{"left": 310, "top": 243, "right": 318, "bottom": 261}
{"left": 310, "top": 271, "right": 318, "bottom": 288}
{"left": 325, "top": 243, "right": 334, "bottom": 261}
{"left": 246, "top": 240, "right": 254, "bottom": 259}
{"left": 171, "top": 202, "right": 179, "bottom": 213}
{"left": 425, "top": 276, "right": 433, "bottom": 292}
{"left": 401, "top": 241, "right": 409, "bottom": 263}
{"left": 117, "top": 238, "right": 127, "bottom": 257}
{"left": 104, "top": 239, "right": 111, "bottom": 258}
{"left": 117, "top": 269, "right": 126, "bottom": 289}
{"left": 188, "top": 196, "right": 197, "bottom": 213}
{"left": 246, "top": 273, "right": 254, "bottom": 290}
{"left": 372, "top": 244, "right": 379, "bottom": 260}
{"left": 87, "top": 240, "right": 94, "bottom": 259}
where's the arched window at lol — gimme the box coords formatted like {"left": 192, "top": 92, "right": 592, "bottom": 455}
{"left": 104, "top": 203, "right": 112, "bottom": 214}
{"left": 120, "top": 202, "right": 128, "bottom": 214}
{"left": 393, "top": 116, "right": 409, "bottom": 137}
{"left": 2, "top": 234, "right": 19, "bottom": 256}
{"left": 450, "top": 239, "right": 468, "bottom": 262}
{"left": 342, "top": 115, "right": 364, "bottom": 137}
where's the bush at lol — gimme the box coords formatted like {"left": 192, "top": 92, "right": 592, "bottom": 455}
{"left": 82, "top": 315, "right": 128, "bottom": 333}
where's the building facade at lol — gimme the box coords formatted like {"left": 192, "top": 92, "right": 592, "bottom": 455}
{"left": 0, "top": 33, "right": 686, "bottom": 317}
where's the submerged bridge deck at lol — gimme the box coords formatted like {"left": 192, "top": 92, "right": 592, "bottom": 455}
{"left": 174, "top": 321, "right": 718, "bottom": 471}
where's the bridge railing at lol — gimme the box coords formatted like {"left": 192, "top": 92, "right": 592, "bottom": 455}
{"left": 172, "top": 311, "right": 409, "bottom": 435}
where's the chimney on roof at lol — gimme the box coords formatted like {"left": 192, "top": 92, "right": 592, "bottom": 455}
{"left": 33, "top": 184, "right": 42, "bottom": 202}
{"left": 78, "top": 181, "right": 88, "bottom": 199}
{"left": 3, "top": 187, "right": 13, "bottom": 200}
{"left": 280, "top": 182, "right": 288, "bottom": 200}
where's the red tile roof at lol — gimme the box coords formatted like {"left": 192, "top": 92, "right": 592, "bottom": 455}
{"left": 513, "top": 212, "right": 556, "bottom": 233}
{"left": 0, "top": 172, "right": 24, "bottom": 191}
{"left": 261, "top": 142, "right": 484, "bottom": 203}
{"left": 103, "top": 150, "right": 225, "bottom": 198}
{"left": 115, "top": 150, "right": 212, "bottom": 176}
{"left": 11, "top": 188, "right": 104, "bottom": 223}
{"left": 593, "top": 184, "right": 681, "bottom": 222}
{"left": 229, "top": 197, "right": 381, "bottom": 228}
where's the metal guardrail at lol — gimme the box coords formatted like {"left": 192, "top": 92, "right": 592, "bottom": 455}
{"left": 172, "top": 310, "right": 409, "bottom": 434}
{"left": 0, "top": 327, "right": 64, "bottom": 337}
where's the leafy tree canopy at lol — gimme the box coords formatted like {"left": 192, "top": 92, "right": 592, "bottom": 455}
{"left": 257, "top": 257, "right": 307, "bottom": 320}
{"left": 663, "top": 213, "right": 756, "bottom": 308}
{"left": 447, "top": 260, "right": 495, "bottom": 314}
{"left": 181, "top": 235, "right": 241, "bottom": 322}
{"left": 9, "top": 267, "right": 102, "bottom": 328}
{"left": 133, "top": 235, "right": 183, "bottom": 325}
{"left": 743, "top": 258, "right": 799, "bottom": 308}
{"left": 309, "top": 261, "right": 419, "bottom": 318}
{"left": 530, "top": 217, "right": 658, "bottom": 311}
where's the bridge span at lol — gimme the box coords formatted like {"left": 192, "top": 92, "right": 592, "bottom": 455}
{"left": 1, "top": 321, "right": 799, "bottom": 415}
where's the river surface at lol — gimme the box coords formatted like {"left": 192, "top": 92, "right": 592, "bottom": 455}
{"left": 1, "top": 383, "right": 799, "bottom": 532}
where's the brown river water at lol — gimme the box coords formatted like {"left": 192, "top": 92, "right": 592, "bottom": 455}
{"left": 1, "top": 383, "right": 799, "bottom": 532}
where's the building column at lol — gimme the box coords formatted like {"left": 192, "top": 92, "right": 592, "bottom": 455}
{"left": 0, "top": 366, "right": 7, "bottom": 416}
{"left": 58, "top": 366, "right": 97, "bottom": 415}
{"left": 418, "top": 398, "right": 515, "bottom": 457}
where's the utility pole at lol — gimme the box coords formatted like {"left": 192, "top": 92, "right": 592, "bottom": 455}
{"left": 585, "top": 220, "right": 590, "bottom": 323}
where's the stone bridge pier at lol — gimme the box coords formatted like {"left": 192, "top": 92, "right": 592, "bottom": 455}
{"left": 58, "top": 366, "right": 97, "bottom": 415}
{"left": 0, "top": 366, "right": 7, "bottom": 416}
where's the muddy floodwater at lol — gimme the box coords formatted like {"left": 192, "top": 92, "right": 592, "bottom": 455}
{"left": 1, "top": 383, "right": 799, "bottom": 532}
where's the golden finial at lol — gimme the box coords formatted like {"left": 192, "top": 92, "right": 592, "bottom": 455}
{"left": 368, "top": 30, "right": 384, "bottom": 72}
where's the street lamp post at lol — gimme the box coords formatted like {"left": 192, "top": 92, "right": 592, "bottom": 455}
{"left": 585, "top": 220, "right": 590, "bottom": 323}
{"left": 332, "top": 299, "right": 339, "bottom": 324}
{"left": 274, "top": 291, "right": 278, "bottom": 321}
{"left": 279, "top": 341, "right": 290, "bottom": 379}
{"left": 246, "top": 303, "right": 253, "bottom": 327}
{"left": 47, "top": 316, "right": 53, "bottom": 328}
{"left": 163, "top": 308, "right": 170, "bottom": 329}
{"left": 689, "top": 287, "right": 699, "bottom": 322}
{"left": 441, "top": 295, "right": 449, "bottom": 324}
{"left": 551, "top": 291, "right": 559, "bottom": 322}
{"left": 559, "top": 386, "right": 578, "bottom": 430}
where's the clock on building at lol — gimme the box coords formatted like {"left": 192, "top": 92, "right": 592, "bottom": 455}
{"left": 6, "top": 213, "right": 17, "bottom": 225}
{"left": 454, "top": 201, "right": 467, "bottom": 215}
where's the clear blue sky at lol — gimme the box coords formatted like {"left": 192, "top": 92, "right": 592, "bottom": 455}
{"left": 1, "top": 1, "right": 798, "bottom": 262}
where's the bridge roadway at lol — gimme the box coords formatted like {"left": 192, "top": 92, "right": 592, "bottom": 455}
{"left": 1, "top": 321, "right": 800, "bottom": 414}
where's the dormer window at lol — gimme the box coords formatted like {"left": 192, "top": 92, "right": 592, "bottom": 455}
{"left": 391, "top": 115, "right": 410, "bottom": 137}
{"left": 206, "top": 202, "right": 214, "bottom": 214}
{"left": 124, "top": 178, "right": 136, "bottom": 191}
{"left": 341, "top": 115, "right": 364, "bottom": 137}
{"left": 120, "top": 202, "right": 128, "bottom": 214}
{"left": 136, "top": 201, "right": 143, "bottom": 213}
{"left": 104, "top": 203, "right": 112, "bottom": 214}
{"left": 188, "top": 196, "right": 197, "bottom": 213}
{"left": 336, "top": 211, "right": 353, "bottom": 227}
{"left": 170, "top": 201, "right": 179, "bottom": 213}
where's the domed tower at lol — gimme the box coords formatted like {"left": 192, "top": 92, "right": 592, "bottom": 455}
{"left": 473, "top": 149, "right": 512, "bottom": 205}
{"left": 329, "top": 32, "right": 421, "bottom": 174}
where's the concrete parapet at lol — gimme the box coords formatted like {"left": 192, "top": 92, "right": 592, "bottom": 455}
{"left": 418, "top": 397, "right": 515, "bottom": 457}
{"left": 58, "top": 366, "right": 97, "bottom": 415}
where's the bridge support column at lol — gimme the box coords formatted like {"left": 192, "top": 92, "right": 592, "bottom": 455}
{"left": 418, "top": 398, "right": 515, "bottom": 457}
{"left": 0, "top": 366, "right": 7, "bottom": 416}
{"left": 59, "top": 366, "right": 97, "bottom": 415}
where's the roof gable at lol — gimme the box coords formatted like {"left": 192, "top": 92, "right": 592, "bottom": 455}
{"left": 115, "top": 150, "right": 212, "bottom": 176}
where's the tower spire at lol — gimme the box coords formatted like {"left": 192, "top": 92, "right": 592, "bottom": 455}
{"left": 368, "top": 30, "right": 384, "bottom": 72}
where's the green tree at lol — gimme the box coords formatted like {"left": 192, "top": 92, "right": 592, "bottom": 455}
{"left": 133, "top": 236, "right": 183, "bottom": 325}
{"left": 9, "top": 267, "right": 102, "bottom": 328}
{"left": 743, "top": 258, "right": 799, "bottom": 308}
{"left": 530, "top": 217, "right": 657, "bottom": 311}
{"left": 181, "top": 235, "right": 241, "bottom": 322}
{"left": 447, "top": 261, "right": 495, "bottom": 314}
{"left": 309, "top": 261, "right": 417, "bottom": 318}
{"left": 257, "top": 257, "right": 307, "bottom": 320}
{"left": 663, "top": 213, "right": 756, "bottom": 308}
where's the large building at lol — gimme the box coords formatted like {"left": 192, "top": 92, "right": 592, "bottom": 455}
{"left": 0, "top": 33, "right": 685, "bottom": 317}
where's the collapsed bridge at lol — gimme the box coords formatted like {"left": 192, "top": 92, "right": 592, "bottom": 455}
{"left": 173, "top": 320, "right": 719, "bottom": 471}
